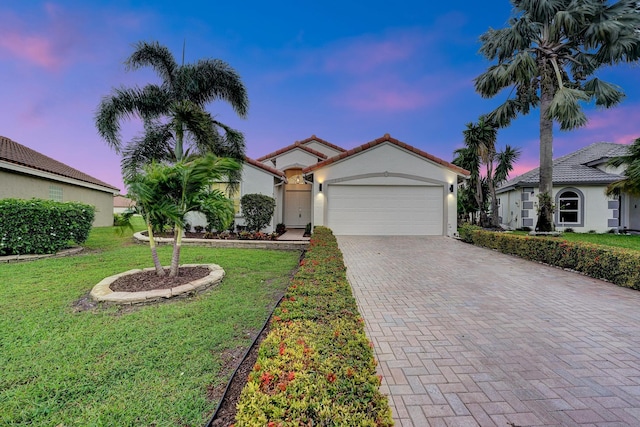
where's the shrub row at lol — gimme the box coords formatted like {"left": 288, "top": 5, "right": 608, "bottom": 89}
{"left": 458, "top": 224, "right": 640, "bottom": 289}
{"left": 0, "top": 198, "right": 95, "bottom": 255}
{"left": 234, "top": 226, "right": 393, "bottom": 426}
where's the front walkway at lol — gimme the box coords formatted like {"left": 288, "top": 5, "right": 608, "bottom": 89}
{"left": 338, "top": 236, "right": 640, "bottom": 426}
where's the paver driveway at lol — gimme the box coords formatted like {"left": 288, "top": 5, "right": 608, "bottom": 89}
{"left": 338, "top": 236, "right": 640, "bottom": 427}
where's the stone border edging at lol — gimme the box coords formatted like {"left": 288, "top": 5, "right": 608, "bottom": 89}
{"left": 133, "top": 232, "right": 308, "bottom": 251}
{"left": 90, "top": 263, "right": 224, "bottom": 305}
{"left": 0, "top": 247, "right": 84, "bottom": 263}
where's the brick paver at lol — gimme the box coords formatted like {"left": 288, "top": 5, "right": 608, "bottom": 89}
{"left": 338, "top": 236, "right": 640, "bottom": 427}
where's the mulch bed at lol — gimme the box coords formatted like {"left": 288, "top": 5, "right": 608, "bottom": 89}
{"left": 109, "top": 266, "right": 211, "bottom": 292}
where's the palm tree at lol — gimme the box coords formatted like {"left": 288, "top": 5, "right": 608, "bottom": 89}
{"left": 453, "top": 145, "right": 482, "bottom": 224}
{"left": 127, "top": 154, "right": 240, "bottom": 277}
{"left": 95, "top": 40, "right": 249, "bottom": 180}
{"left": 463, "top": 118, "right": 498, "bottom": 227}
{"left": 475, "top": 0, "right": 640, "bottom": 231}
{"left": 607, "top": 137, "right": 640, "bottom": 197}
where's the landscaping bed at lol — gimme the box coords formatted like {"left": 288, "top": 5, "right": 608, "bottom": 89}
{"left": 231, "top": 227, "right": 394, "bottom": 426}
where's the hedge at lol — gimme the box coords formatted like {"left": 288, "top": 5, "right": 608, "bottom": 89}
{"left": 458, "top": 224, "right": 640, "bottom": 289}
{"left": 0, "top": 198, "right": 95, "bottom": 255}
{"left": 234, "top": 227, "right": 394, "bottom": 426}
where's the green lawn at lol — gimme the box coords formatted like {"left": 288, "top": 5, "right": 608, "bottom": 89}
{"left": 513, "top": 230, "right": 640, "bottom": 251}
{"left": 0, "top": 220, "right": 300, "bottom": 426}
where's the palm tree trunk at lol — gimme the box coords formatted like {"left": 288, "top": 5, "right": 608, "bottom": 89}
{"left": 169, "top": 225, "right": 182, "bottom": 277}
{"left": 487, "top": 162, "right": 499, "bottom": 228}
{"left": 147, "top": 219, "right": 165, "bottom": 276}
{"left": 474, "top": 178, "right": 484, "bottom": 226}
{"left": 537, "top": 74, "right": 554, "bottom": 232}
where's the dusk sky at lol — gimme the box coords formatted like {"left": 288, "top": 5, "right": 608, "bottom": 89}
{"left": 1, "top": 1, "right": 638, "bottom": 192}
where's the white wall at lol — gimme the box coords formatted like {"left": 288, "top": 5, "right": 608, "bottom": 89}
{"left": 267, "top": 149, "right": 320, "bottom": 170}
{"left": 185, "top": 163, "right": 279, "bottom": 233}
{"left": 303, "top": 141, "right": 343, "bottom": 158}
{"left": 498, "top": 185, "right": 618, "bottom": 233}
{"left": 309, "top": 142, "right": 460, "bottom": 236}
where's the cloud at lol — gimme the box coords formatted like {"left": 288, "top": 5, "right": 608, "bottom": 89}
{"left": 0, "top": 4, "right": 79, "bottom": 71}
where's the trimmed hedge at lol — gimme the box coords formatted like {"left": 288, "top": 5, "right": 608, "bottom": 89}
{"left": 458, "top": 224, "right": 640, "bottom": 289}
{"left": 0, "top": 198, "right": 95, "bottom": 255}
{"left": 234, "top": 227, "right": 393, "bottom": 426}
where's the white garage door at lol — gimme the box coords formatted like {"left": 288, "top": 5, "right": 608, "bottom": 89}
{"left": 327, "top": 185, "right": 443, "bottom": 235}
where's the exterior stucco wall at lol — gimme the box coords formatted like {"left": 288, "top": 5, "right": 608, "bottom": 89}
{"left": 0, "top": 170, "right": 115, "bottom": 227}
{"left": 303, "top": 141, "right": 343, "bottom": 158}
{"left": 498, "top": 185, "right": 618, "bottom": 233}
{"left": 309, "top": 143, "right": 460, "bottom": 236}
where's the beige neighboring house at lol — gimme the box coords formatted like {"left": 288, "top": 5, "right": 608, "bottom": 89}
{"left": 0, "top": 135, "right": 120, "bottom": 227}
{"left": 113, "top": 195, "right": 136, "bottom": 214}
{"left": 230, "top": 134, "right": 469, "bottom": 236}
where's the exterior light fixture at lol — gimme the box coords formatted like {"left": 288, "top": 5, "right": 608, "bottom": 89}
{"left": 319, "top": 183, "right": 323, "bottom": 192}
{"left": 449, "top": 184, "right": 454, "bottom": 193}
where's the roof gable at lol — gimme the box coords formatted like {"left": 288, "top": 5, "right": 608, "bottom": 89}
{"left": 302, "top": 134, "right": 470, "bottom": 176}
{"left": 297, "top": 135, "right": 346, "bottom": 154}
{"left": 0, "top": 135, "right": 119, "bottom": 191}
{"left": 244, "top": 157, "right": 287, "bottom": 179}
{"left": 256, "top": 141, "right": 328, "bottom": 162}
{"left": 498, "top": 142, "right": 628, "bottom": 192}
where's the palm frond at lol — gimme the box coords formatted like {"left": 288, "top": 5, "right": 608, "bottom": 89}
{"left": 546, "top": 87, "right": 589, "bottom": 130}
{"left": 125, "top": 41, "right": 178, "bottom": 87}
{"left": 583, "top": 78, "right": 625, "bottom": 107}
{"left": 494, "top": 145, "right": 522, "bottom": 183}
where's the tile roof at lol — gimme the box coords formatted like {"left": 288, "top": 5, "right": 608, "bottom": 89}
{"left": 0, "top": 135, "right": 119, "bottom": 190}
{"left": 244, "top": 157, "right": 287, "bottom": 179}
{"left": 302, "top": 134, "right": 470, "bottom": 176}
{"left": 497, "top": 142, "right": 628, "bottom": 193}
{"left": 257, "top": 135, "right": 344, "bottom": 162}
{"left": 297, "top": 135, "right": 346, "bottom": 153}
{"left": 256, "top": 140, "right": 329, "bottom": 162}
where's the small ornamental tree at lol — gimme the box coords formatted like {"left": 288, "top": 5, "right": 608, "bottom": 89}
{"left": 240, "top": 194, "right": 275, "bottom": 232}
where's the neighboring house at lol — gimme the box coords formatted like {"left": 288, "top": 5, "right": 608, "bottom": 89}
{"left": 113, "top": 195, "right": 136, "bottom": 214}
{"left": 496, "top": 142, "right": 640, "bottom": 233}
{"left": 211, "top": 134, "right": 468, "bottom": 236}
{"left": 0, "top": 136, "right": 120, "bottom": 227}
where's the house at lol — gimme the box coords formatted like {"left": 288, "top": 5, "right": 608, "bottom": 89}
{"left": 0, "top": 136, "right": 120, "bottom": 227}
{"left": 224, "top": 134, "right": 469, "bottom": 236}
{"left": 113, "top": 195, "right": 136, "bottom": 214}
{"left": 496, "top": 142, "right": 640, "bottom": 233}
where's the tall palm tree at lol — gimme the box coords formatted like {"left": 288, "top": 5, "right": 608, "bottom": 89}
{"left": 475, "top": 0, "right": 640, "bottom": 231}
{"left": 607, "top": 137, "right": 640, "bottom": 197}
{"left": 95, "top": 40, "right": 249, "bottom": 180}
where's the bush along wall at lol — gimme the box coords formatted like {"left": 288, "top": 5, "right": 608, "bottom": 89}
{"left": 0, "top": 198, "right": 95, "bottom": 255}
{"left": 234, "top": 227, "right": 394, "bottom": 426}
{"left": 458, "top": 224, "right": 640, "bottom": 289}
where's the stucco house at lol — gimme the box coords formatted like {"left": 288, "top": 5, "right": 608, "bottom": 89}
{"left": 496, "top": 142, "right": 640, "bottom": 233}
{"left": 0, "top": 136, "right": 120, "bottom": 227}
{"left": 219, "top": 134, "right": 468, "bottom": 236}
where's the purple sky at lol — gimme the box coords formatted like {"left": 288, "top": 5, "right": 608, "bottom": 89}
{"left": 1, "top": 1, "right": 638, "bottom": 193}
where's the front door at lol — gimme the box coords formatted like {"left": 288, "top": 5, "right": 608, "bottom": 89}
{"left": 284, "top": 185, "right": 311, "bottom": 227}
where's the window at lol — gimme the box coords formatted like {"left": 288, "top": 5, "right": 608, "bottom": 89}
{"left": 49, "top": 185, "right": 63, "bottom": 202}
{"left": 556, "top": 188, "right": 583, "bottom": 226}
{"left": 211, "top": 182, "right": 241, "bottom": 214}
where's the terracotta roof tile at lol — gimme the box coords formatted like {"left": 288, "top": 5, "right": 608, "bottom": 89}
{"left": 256, "top": 141, "right": 329, "bottom": 162}
{"left": 297, "top": 135, "right": 346, "bottom": 153}
{"left": 302, "top": 134, "right": 470, "bottom": 176}
{"left": 0, "top": 135, "right": 119, "bottom": 190}
{"left": 244, "top": 156, "right": 287, "bottom": 179}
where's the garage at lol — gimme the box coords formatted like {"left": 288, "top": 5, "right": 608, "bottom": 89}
{"left": 327, "top": 185, "right": 444, "bottom": 235}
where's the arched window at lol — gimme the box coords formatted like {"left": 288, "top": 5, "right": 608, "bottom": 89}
{"left": 556, "top": 188, "right": 584, "bottom": 227}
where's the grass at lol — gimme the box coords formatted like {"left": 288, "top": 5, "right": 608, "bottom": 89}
{"left": 512, "top": 230, "right": 640, "bottom": 251}
{"left": 0, "top": 218, "right": 300, "bottom": 426}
